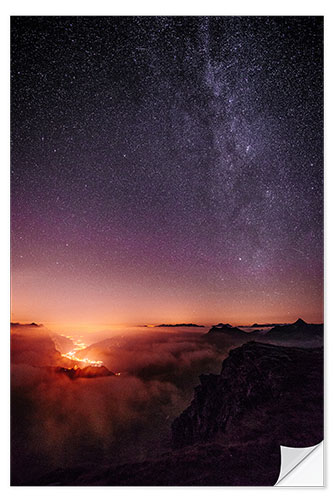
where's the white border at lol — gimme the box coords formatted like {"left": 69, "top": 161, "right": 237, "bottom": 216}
{"left": 1, "top": 1, "right": 332, "bottom": 498}
{"left": 0, "top": 0, "right": 329, "bottom": 16}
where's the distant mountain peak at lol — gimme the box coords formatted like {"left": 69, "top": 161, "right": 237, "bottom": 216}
{"left": 153, "top": 323, "right": 205, "bottom": 328}
{"left": 11, "top": 321, "right": 42, "bottom": 328}
{"left": 294, "top": 318, "right": 307, "bottom": 326}
{"left": 206, "top": 323, "right": 248, "bottom": 336}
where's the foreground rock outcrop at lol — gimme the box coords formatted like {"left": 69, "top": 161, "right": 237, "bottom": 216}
{"left": 31, "top": 341, "right": 323, "bottom": 486}
{"left": 172, "top": 341, "right": 323, "bottom": 449}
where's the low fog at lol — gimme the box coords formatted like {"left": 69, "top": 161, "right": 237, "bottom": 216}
{"left": 11, "top": 323, "right": 247, "bottom": 484}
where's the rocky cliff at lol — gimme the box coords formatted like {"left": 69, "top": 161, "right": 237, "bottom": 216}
{"left": 172, "top": 341, "right": 323, "bottom": 449}
{"left": 26, "top": 340, "right": 323, "bottom": 486}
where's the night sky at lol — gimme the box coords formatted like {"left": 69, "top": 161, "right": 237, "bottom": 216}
{"left": 11, "top": 16, "right": 323, "bottom": 327}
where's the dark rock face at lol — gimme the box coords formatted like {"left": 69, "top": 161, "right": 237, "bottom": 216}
{"left": 28, "top": 340, "right": 323, "bottom": 486}
{"left": 172, "top": 341, "right": 323, "bottom": 449}
{"left": 34, "top": 438, "right": 282, "bottom": 486}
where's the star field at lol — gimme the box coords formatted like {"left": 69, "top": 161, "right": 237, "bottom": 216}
{"left": 11, "top": 16, "right": 323, "bottom": 325}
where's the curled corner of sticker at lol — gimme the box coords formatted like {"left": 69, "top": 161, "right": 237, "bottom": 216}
{"left": 275, "top": 441, "right": 324, "bottom": 486}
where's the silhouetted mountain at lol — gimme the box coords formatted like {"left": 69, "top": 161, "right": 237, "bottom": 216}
{"left": 248, "top": 322, "right": 287, "bottom": 328}
{"left": 264, "top": 318, "right": 323, "bottom": 345}
{"left": 153, "top": 323, "right": 205, "bottom": 328}
{"left": 204, "top": 319, "right": 323, "bottom": 347}
{"left": 11, "top": 322, "right": 42, "bottom": 328}
{"left": 206, "top": 323, "right": 250, "bottom": 335}
{"left": 268, "top": 317, "right": 307, "bottom": 333}
{"left": 294, "top": 318, "right": 307, "bottom": 326}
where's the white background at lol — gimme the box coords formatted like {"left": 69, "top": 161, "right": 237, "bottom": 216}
{"left": 1, "top": 0, "right": 331, "bottom": 497}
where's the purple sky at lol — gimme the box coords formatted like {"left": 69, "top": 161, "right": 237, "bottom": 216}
{"left": 11, "top": 17, "right": 323, "bottom": 326}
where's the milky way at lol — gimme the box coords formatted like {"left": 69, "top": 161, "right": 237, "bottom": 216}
{"left": 11, "top": 16, "right": 323, "bottom": 325}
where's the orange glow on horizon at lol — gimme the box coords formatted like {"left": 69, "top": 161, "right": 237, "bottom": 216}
{"left": 11, "top": 254, "right": 323, "bottom": 330}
